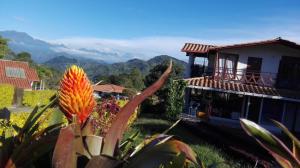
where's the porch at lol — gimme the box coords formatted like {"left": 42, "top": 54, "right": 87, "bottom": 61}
{"left": 183, "top": 80, "right": 300, "bottom": 133}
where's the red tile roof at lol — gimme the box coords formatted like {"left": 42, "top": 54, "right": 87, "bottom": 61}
{"left": 181, "top": 43, "right": 216, "bottom": 53}
{"left": 93, "top": 84, "right": 125, "bottom": 94}
{"left": 0, "top": 59, "right": 39, "bottom": 89}
{"left": 184, "top": 76, "right": 300, "bottom": 102}
{"left": 181, "top": 38, "right": 300, "bottom": 54}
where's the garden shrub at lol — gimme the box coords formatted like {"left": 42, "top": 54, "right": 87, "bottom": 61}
{"left": 22, "top": 90, "right": 56, "bottom": 107}
{"left": 0, "top": 108, "right": 67, "bottom": 136}
{"left": 0, "top": 84, "right": 14, "bottom": 109}
{"left": 165, "top": 80, "right": 187, "bottom": 120}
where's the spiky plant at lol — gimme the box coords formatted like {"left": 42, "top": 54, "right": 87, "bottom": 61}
{"left": 52, "top": 62, "right": 200, "bottom": 168}
{"left": 240, "top": 119, "right": 300, "bottom": 168}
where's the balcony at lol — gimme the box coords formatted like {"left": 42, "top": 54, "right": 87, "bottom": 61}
{"left": 191, "top": 66, "right": 277, "bottom": 87}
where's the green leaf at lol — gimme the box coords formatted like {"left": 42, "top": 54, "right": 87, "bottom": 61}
{"left": 119, "top": 131, "right": 139, "bottom": 158}
{"left": 240, "top": 119, "right": 300, "bottom": 168}
{"left": 102, "top": 61, "right": 173, "bottom": 157}
{"left": 126, "top": 139, "right": 198, "bottom": 168}
{"left": 162, "top": 119, "right": 181, "bottom": 135}
{"left": 271, "top": 119, "right": 300, "bottom": 160}
{"left": 163, "top": 152, "right": 186, "bottom": 168}
{"left": 130, "top": 134, "right": 173, "bottom": 157}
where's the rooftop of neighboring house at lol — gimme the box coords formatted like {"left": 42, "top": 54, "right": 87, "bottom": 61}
{"left": 181, "top": 37, "right": 300, "bottom": 54}
{"left": 93, "top": 84, "right": 125, "bottom": 94}
{"left": 0, "top": 59, "right": 39, "bottom": 89}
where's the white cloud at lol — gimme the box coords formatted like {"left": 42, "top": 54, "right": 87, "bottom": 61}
{"left": 48, "top": 21, "right": 300, "bottom": 63}
{"left": 13, "top": 16, "right": 26, "bottom": 23}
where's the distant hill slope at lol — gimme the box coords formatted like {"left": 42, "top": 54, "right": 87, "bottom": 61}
{"left": 44, "top": 55, "right": 187, "bottom": 79}
{"left": 0, "top": 30, "right": 127, "bottom": 63}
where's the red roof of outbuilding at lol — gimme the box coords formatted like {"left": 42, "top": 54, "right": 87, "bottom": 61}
{"left": 0, "top": 59, "right": 39, "bottom": 89}
{"left": 181, "top": 37, "right": 300, "bottom": 54}
{"left": 93, "top": 84, "right": 125, "bottom": 94}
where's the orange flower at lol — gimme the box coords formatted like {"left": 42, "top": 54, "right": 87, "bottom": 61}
{"left": 58, "top": 65, "right": 96, "bottom": 124}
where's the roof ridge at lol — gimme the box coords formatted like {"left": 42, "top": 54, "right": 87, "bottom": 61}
{"left": 0, "top": 59, "right": 29, "bottom": 65}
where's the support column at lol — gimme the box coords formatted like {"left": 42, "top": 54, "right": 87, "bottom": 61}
{"left": 281, "top": 101, "right": 287, "bottom": 123}
{"left": 258, "top": 98, "right": 264, "bottom": 124}
{"left": 183, "top": 88, "right": 192, "bottom": 114}
{"left": 245, "top": 96, "right": 250, "bottom": 118}
{"left": 184, "top": 55, "right": 195, "bottom": 78}
{"left": 241, "top": 95, "right": 246, "bottom": 117}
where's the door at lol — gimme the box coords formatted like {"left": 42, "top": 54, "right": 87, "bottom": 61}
{"left": 277, "top": 56, "right": 300, "bottom": 90}
{"left": 247, "top": 97, "right": 261, "bottom": 123}
{"left": 246, "top": 57, "right": 262, "bottom": 84}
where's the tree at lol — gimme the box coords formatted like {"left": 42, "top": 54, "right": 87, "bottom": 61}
{"left": 165, "top": 80, "right": 187, "bottom": 120}
{"left": 13, "top": 52, "right": 34, "bottom": 66}
{"left": 0, "top": 36, "right": 10, "bottom": 59}
{"left": 129, "top": 68, "right": 144, "bottom": 91}
{"left": 142, "top": 61, "right": 185, "bottom": 118}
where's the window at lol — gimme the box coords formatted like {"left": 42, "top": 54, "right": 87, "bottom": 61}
{"left": 5, "top": 67, "right": 26, "bottom": 78}
{"left": 216, "top": 53, "right": 238, "bottom": 79}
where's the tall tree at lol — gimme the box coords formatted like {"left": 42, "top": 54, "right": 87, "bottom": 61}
{"left": 129, "top": 68, "right": 144, "bottom": 91}
{"left": 142, "top": 61, "right": 185, "bottom": 117}
{"left": 0, "top": 36, "right": 10, "bottom": 59}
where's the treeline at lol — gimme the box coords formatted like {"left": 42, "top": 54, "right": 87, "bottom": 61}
{"left": 0, "top": 35, "right": 62, "bottom": 89}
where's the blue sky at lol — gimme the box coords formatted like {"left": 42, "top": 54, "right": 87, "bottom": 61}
{"left": 1, "top": 0, "right": 300, "bottom": 60}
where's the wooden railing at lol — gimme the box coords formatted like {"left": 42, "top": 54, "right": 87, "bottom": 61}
{"left": 195, "top": 67, "right": 277, "bottom": 87}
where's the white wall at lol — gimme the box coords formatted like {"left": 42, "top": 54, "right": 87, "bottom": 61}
{"left": 220, "top": 44, "right": 300, "bottom": 86}
{"left": 221, "top": 44, "right": 300, "bottom": 73}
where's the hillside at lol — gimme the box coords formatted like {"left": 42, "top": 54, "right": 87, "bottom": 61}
{"left": 44, "top": 55, "right": 187, "bottom": 79}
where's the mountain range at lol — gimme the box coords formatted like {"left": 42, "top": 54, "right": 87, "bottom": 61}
{"left": 44, "top": 55, "right": 187, "bottom": 78}
{"left": 0, "top": 30, "right": 187, "bottom": 78}
{"left": 0, "top": 30, "right": 135, "bottom": 63}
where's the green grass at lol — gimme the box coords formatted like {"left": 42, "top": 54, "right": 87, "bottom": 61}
{"left": 124, "top": 117, "right": 253, "bottom": 168}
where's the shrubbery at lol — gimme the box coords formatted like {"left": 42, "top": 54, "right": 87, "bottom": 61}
{"left": 22, "top": 90, "right": 56, "bottom": 107}
{"left": 0, "top": 108, "right": 68, "bottom": 136}
{"left": 0, "top": 84, "right": 14, "bottom": 109}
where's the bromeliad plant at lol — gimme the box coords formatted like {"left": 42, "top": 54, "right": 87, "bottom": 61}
{"left": 240, "top": 118, "right": 300, "bottom": 168}
{"left": 52, "top": 63, "right": 199, "bottom": 168}
{"left": 0, "top": 97, "right": 63, "bottom": 168}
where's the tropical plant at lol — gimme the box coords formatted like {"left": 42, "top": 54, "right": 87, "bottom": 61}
{"left": 0, "top": 96, "right": 63, "bottom": 168}
{"left": 240, "top": 118, "right": 300, "bottom": 168}
{"left": 165, "top": 79, "right": 187, "bottom": 120}
{"left": 52, "top": 62, "right": 199, "bottom": 168}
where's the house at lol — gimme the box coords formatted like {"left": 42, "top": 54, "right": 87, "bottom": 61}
{"left": 93, "top": 84, "right": 126, "bottom": 99}
{"left": 181, "top": 37, "right": 300, "bottom": 132}
{"left": 0, "top": 59, "right": 39, "bottom": 90}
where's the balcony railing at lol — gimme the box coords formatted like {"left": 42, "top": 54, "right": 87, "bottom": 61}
{"left": 192, "top": 66, "right": 277, "bottom": 87}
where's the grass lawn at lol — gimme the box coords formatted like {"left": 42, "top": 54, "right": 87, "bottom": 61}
{"left": 124, "top": 117, "right": 253, "bottom": 168}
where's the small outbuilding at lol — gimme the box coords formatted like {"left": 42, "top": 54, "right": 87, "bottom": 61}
{"left": 93, "top": 84, "right": 126, "bottom": 99}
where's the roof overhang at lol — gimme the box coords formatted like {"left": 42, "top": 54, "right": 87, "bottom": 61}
{"left": 184, "top": 77, "right": 300, "bottom": 103}
{"left": 182, "top": 37, "right": 300, "bottom": 55}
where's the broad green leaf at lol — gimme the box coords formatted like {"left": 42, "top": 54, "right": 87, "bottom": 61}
{"left": 162, "top": 119, "right": 181, "bottom": 135}
{"left": 271, "top": 119, "right": 300, "bottom": 160}
{"left": 130, "top": 134, "right": 173, "bottom": 157}
{"left": 102, "top": 61, "right": 172, "bottom": 157}
{"left": 240, "top": 119, "right": 300, "bottom": 168}
{"left": 126, "top": 139, "right": 198, "bottom": 168}
{"left": 10, "top": 130, "right": 59, "bottom": 167}
{"left": 162, "top": 152, "right": 186, "bottom": 168}
{"left": 119, "top": 131, "right": 139, "bottom": 158}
